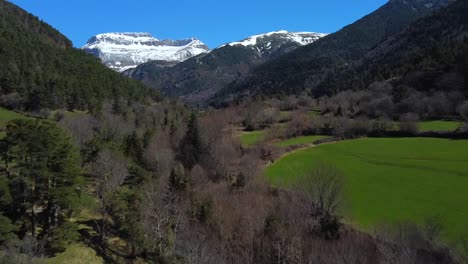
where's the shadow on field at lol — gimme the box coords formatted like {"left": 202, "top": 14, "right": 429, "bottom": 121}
{"left": 77, "top": 219, "right": 133, "bottom": 263}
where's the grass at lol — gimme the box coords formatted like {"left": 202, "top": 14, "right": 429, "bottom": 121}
{"left": 0, "top": 107, "right": 30, "bottom": 128}
{"left": 265, "top": 137, "right": 468, "bottom": 243}
{"left": 0, "top": 108, "right": 31, "bottom": 139}
{"left": 418, "top": 121, "right": 463, "bottom": 132}
{"left": 279, "top": 111, "right": 292, "bottom": 121}
{"left": 308, "top": 110, "right": 321, "bottom": 117}
{"left": 46, "top": 244, "right": 103, "bottom": 264}
{"left": 275, "top": 135, "right": 329, "bottom": 147}
{"left": 239, "top": 130, "right": 266, "bottom": 146}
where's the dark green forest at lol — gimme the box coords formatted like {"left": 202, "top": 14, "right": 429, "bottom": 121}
{"left": 0, "top": 0, "right": 156, "bottom": 112}
{"left": 315, "top": 0, "right": 468, "bottom": 96}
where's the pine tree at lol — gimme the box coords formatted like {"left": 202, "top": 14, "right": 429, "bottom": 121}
{"left": 0, "top": 119, "right": 82, "bottom": 251}
{"left": 177, "top": 112, "right": 202, "bottom": 169}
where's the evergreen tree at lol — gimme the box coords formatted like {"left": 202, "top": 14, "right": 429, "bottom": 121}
{"left": 177, "top": 112, "right": 202, "bottom": 169}
{"left": 0, "top": 119, "right": 82, "bottom": 251}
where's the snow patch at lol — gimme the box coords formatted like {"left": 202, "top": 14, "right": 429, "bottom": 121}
{"left": 222, "top": 30, "right": 327, "bottom": 48}
{"left": 82, "top": 32, "right": 209, "bottom": 72}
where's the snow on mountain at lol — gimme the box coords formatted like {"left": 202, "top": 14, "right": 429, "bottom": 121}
{"left": 82, "top": 32, "right": 209, "bottom": 72}
{"left": 221, "top": 30, "right": 327, "bottom": 49}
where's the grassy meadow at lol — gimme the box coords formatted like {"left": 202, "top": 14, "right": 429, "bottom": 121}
{"left": 239, "top": 130, "right": 266, "bottom": 146}
{"left": 0, "top": 107, "right": 31, "bottom": 138}
{"left": 265, "top": 137, "right": 468, "bottom": 243}
{"left": 46, "top": 244, "right": 103, "bottom": 264}
{"left": 0, "top": 107, "right": 30, "bottom": 127}
{"left": 275, "top": 135, "right": 329, "bottom": 147}
{"left": 418, "top": 120, "right": 463, "bottom": 132}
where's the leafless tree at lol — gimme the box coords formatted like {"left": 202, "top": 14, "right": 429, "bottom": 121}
{"left": 190, "top": 164, "right": 209, "bottom": 187}
{"left": 58, "top": 114, "right": 97, "bottom": 147}
{"left": 95, "top": 103, "right": 134, "bottom": 141}
{"left": 206, "top": 135, "right": 240, "bottom": 180}
{"left": 295, "top": 162, "right": 345, "bottom": 238}
{"left": 458, "top": 101, "right": 468, "bottom": 122}
{"left": 143, "top": 131, "right": 174, "bottom": 178}
{"left": 399, "top": 113, "right": 419, "bottom": 134}
{"left": 286, "top": 111, "right": 312, "bottom": 138}
{"left": 93, "top": 149, "right": 128, "bottom": 240}
{"left": 140, "top": 176, "right": 185, "bottom": 258}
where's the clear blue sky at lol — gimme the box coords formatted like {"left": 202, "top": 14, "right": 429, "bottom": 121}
{"left": 9, "top": 0, "right": 387, "bottom": 48}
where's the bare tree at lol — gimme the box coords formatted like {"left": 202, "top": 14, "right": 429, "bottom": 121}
{"left": 399, "top": 113, "right": 419, "bottom": 134}
{"left": 58, "top": 114, "right": 97, "bottom": 147}
{"left": 143, "top": 131, "right": 174, "bottom": 178}
{"left": 295, "top": 162, "right": 345, "bottom": 239}
{"left": 93, "top": 149, "right": 128, "bottom": 240}
{"left": 95, "top": 103, "right": 134, "bottom": 141}
{"left": 190, "top": 164, "right": 209, "bottom": 187}
{"left": 286, "top": 111, "right": 312, "bottom": 138}
{"left": 140, "top": 176, "right": 185, "bottom": 258}
{"left": 458, "top": 101, "right": 468, "bottom": 122}
{"left": 175, "top": 224, "right": 226, "bottom": 264}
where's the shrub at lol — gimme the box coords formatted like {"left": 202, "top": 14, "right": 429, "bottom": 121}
{"left": 399, "top": 113, "right": 419, "bottom": 135}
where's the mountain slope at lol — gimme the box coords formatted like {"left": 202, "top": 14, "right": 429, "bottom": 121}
{"left": 316, "top": 0, "right": 467, "bottom": 95}
{"left": 126, "top": 31, "right": 326, "bottom": 103}
{"left": 212, "top": 0, "right": 455, "bottom": 104}
{"left": 0, "top": 0, "right": 154, "bottom": 111}
{"left": 82, "top": 32, "right": 209, "bottom": 72}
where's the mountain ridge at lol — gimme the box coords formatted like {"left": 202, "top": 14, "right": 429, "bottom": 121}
{"left": 210, "top": 0, "right": 456, "bottom": 105}
{"left": 126, "top": 30, "right": 326, "bottom": 103}
{"left": 82, "top": 32, "right": 209, "bottom": 72}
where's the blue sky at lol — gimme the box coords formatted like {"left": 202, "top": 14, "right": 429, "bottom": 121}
{"left": 9, "top": 0, "right": 387, "bottom": 48}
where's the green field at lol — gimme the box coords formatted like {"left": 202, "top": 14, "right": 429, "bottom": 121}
{"left": 266, "top": 138, "right": 468, "bottom": 242}
{"left": 239, "top": 130, "right": 266, "bottom": 146}
{"left": 275, "top": 135, "right": 329, "bottom": 147}
{"left": 0, "top": 107, "right": 29, "bottom": 128}
{"left": 308, "top": 110, "right": 321, "bottom": 117}
{"left": 419, "top": 121, "right": 463, "bottom": 132}
{"left": 279, "top": 111, "right": 292, "bottom": 121}
{"left": 46, "top": 244, "right": 103, "bottom": 264}
{"left": 0, "top": 108, "right": 30, "bottom": 138}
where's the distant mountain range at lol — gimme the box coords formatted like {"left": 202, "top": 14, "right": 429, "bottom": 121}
{"left": 82, "top": 32, "right": 209, "bottom": 72}
{"left": 123, "top": 30, "right": 327, "bottom": 103}
{"left": 211, "top": 0, "right": 457, "bottom": 105}
{"left": 31, "top": 0, "right": 462, "bottom": 109}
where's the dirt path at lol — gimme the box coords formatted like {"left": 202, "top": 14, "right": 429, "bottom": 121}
{"left": 265, "top": 140, "right": 341, "bottom": 167}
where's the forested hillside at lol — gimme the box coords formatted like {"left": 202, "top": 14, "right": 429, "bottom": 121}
{"left": 316, "top": 0, "right": 467, "bottom": 96}
{"left": 212, "top": 0, "right": 455, "bottom": 104}
{"left": 126, "top": 45, "right": 260, "bottom": 103}
{"left": 0, "top": 0, "right": 155, "bottom": 112}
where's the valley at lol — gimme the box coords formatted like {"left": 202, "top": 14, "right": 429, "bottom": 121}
{"left": 0, "top": 0, "right": 467, "bottom": 263}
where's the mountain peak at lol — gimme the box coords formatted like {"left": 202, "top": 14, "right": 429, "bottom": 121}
{"left": 220, "top": 30, "right": 327, "bottom": 49}
{"left": 82, "top": 32, "right": 209, "bottom": 72}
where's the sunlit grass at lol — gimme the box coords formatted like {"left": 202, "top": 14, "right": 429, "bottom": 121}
{"left": 266, "top": 137, "right": 468, "bottom": 244}
{"left": 239, "top": 130, "right": 266, "bottom": 146}
{"left": 418, "top": 120, "right": 462, "bottom": 132}
{"left": 275, "top": 135, "right": 329, "bottom": 147}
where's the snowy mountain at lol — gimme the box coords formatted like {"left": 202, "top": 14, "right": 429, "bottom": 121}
{"left": 82, "top": 32, "right": 209, "bottom": 72}
{"left": 127, "top": 30, "right": 327, "bottom": 103}
{"left": 221, "top": 30, "right": 327, "bottom": 49}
